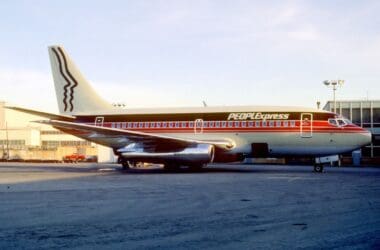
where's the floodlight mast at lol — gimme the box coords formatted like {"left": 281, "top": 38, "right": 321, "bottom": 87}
{"left": 323, "top": 79, "right": 344, "bottom": 113}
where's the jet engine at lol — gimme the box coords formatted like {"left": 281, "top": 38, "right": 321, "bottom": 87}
{"left": 119, "top": 144, "right": 215, "bottom": 166}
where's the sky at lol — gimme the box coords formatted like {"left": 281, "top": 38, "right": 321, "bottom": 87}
{"left": 0, "top": 0, "right": 379, "bottom": 112}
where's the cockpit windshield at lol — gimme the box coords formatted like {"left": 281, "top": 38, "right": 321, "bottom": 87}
{"left": 328, "top": 118, "right": 352, "bottom": 127}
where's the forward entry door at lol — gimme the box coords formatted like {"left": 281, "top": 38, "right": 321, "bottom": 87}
{"left": 300, "top": 113, "right": 313, "bottom": 138}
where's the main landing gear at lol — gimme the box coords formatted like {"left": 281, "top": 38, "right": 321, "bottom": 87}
{"left": 118, "top": 157, "right": 134, "bottom": 170}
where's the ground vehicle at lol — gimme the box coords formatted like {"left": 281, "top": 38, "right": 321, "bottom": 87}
{"left": 63, "top": 153, "right": 85, "bottom": 163}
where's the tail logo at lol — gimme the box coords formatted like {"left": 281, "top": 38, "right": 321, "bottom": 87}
{"left": 51, "top": 47, "right": 78, "bottom": 112}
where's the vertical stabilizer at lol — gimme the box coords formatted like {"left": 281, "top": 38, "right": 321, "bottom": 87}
{"left": 48, "top": 45, "right": 114, "bottom": 114}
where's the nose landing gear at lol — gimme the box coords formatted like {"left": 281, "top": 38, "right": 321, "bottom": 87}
{"left": 314, "top": 164, "right": 324, "bottom": 173}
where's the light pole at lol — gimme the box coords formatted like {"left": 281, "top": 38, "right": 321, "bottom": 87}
{"left": 323, "top": 79, "right": 344, "bottom": 113}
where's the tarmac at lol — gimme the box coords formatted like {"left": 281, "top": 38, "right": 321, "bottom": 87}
{"left": 0, "top": 162, "right": 379, "bottom": 249}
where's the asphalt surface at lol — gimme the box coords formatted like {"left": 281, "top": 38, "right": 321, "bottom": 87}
{"left": 0, "top": 163, "right": 379, "bottom": 249}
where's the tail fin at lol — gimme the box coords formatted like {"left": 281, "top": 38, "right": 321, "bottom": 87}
{"left": 48, "top": 45, "right": 114, "bottom": 114}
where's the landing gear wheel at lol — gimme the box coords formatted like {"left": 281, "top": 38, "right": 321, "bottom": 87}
{"left": 314, "top": 164, "right": 324, "bottom": 173}
{"left": 121, "top": 161, "right": 130, "bottom": 170}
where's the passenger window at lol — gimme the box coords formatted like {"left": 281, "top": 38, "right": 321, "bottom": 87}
{"left": 241, "top": 121, "right": 247, "bottom": 127}
{"left": 162, "top": 122, "right": 167, "bottom": 128}
{"left": 209, "top": 121, "right": 214, "bottom": 128}
{"left": 234, "top": 121, "right": 240, "bottom": 127}
{"left": 175, "top": 122, "right": 179, "bottom": 128}
{"left": 111, "top": 122, "right": 115, "bottom": 128}
{"left": 276, "top": 121, "right": 281, "bottom": 127}
{"left": 145, "top": 122, "right": 149, "bottom": 128}
{"left": 122, "top": 122, "right": 126, "bottom": 129}
{"left": 133, "top": 122, "right": 138, "bottom": 128}
{"left": 127, "top": 122, "right": 132, "bottom": 128}
{"left": 248, "top": 121, "right": 254, "bottom": 127}
{"left": 269, "top": 121, "right": 274, "bottom": 127}
{"left": 139, "top": 122, "right": 144, "bottom": 128}
{"left": 189, "top": 121, "right": 194, "bottom": 128}
{"left": 255, "top": 121, "right": 261, "bottom": 127}
{"left": 283, "top": 121, "right": 289, "bottom": 127}
{"left": 215, "top": 121, "right": 220, "bottom": 128}
{"left": 150, "top": 122, "right": 155, "bottom": 128}
{"left": 262, "top": 121, "right": 267, "bottom": 127}
{"left": 222, "top": 121, "right": 227, "bottom": 128}
{"left": 228, "top": 121, "right": 233, "bottom": 128}
{"left": 290, "top": 121, "right": 296, "bottom": 127}
{"left": 169, "top": 122, "right": 173, "bottom": 128}
{"left": 182, "top": 121, "right": 187, "bottom": 128}
{"left": 156, "top": 122, "right": 160, "bottom": 128}
{"left": 204, "top": 121, "right": 208, "bottom": 128}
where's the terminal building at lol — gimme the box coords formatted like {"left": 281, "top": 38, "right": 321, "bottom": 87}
{"left": 323, "top": 100, "right": 380, "bottom": 158}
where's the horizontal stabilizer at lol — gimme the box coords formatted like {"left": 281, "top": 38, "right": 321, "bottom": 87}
{"left": 5, "top": 106, "right": 75, "bottom": 121}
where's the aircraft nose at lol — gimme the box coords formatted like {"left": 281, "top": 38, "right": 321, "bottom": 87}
{"left": 360, "top": 131, "right": 372, "bottom": 147}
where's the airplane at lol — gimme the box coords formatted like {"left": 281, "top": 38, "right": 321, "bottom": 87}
{"left": 7, "top": 46, "right": 372, "bottom": 172}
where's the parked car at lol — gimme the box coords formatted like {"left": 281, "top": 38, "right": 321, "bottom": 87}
{"left": 63, "top": 153, "right": 86, "bottom": 163}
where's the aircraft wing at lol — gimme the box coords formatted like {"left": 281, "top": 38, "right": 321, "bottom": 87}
{"left": 36, "top": 120, "right": 234, "bottom": 151}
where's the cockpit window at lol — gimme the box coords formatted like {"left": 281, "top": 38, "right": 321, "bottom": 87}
{"left": 337, "top": 119, "right": 346, "bottom": 126}
{"left": 328, "top": 118, "right": 338, "bottom": 126}
{"left": 329, "top": 118, "right": 351, "bottom": 127}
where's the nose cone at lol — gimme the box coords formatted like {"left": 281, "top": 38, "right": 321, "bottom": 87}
{"left": 360, "top": 131, "right": 372, "bottom": 147}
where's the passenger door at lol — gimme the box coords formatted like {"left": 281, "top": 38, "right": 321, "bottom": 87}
{"left": 300, "top": 113, "right": 313, "bottom": 138}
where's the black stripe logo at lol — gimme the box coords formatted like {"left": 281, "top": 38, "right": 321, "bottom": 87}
{"left": 51, "top": 47, "right": 78, "bottom": 112}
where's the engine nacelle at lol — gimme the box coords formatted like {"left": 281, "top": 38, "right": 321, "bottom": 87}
{"left": 120, "top": 144, "right": 215, "bottom": 165}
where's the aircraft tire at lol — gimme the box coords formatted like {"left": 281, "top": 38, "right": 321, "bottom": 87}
{"left": 121, "top": 161, "right": 130, "bottom": 170}
{"left": 314, "top": 164, "right": 324, "bottom": 173}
